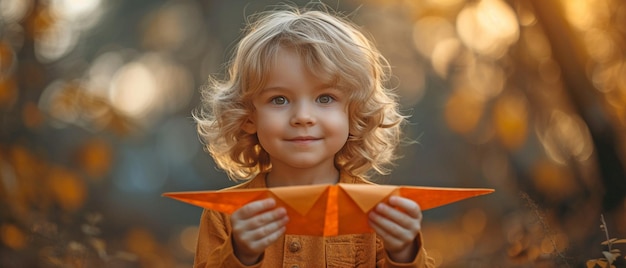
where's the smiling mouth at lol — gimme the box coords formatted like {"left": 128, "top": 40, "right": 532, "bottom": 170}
{"left": 287, "top": 136, "right": 321, "bottom": 142}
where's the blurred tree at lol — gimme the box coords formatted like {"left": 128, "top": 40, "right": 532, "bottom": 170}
{"left": 530, "top": 0, "right": 625, "bottom": 211}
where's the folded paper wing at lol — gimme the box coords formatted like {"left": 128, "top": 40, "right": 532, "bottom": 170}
{"left": 163, "top": 184, "right": 494, "bottom": 236}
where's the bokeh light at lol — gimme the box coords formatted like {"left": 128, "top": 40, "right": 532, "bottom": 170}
{"left": 456, "top": 0, "right": 519, "bottom": 58}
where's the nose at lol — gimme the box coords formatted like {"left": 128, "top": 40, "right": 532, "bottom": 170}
{"left": 290, "top": 102, "right": 316, "bottom": 126}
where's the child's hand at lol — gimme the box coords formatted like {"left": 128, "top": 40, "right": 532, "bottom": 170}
{"left": 368, "top": 196, "right": 422, "bottom": 263}
{"left": 231, "top": 198, "right": 289, "bottom": 265}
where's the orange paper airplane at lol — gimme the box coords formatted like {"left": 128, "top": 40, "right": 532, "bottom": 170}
{"left": 163, "top": 184, "right": 494, "bottom": 236}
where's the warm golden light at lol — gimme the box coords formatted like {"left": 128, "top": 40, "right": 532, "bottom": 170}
{"left": 424, "top": 0, "right": 464, "bottom": 9}
{"left": 562, "top": 0, "right": 608, "bottom": 31}
{"left": 48, "top": 167, "right": 87, "bottom": 212}
{"left": 22, "top": 101, "right": 44, "bottom": 128}
{"left": 104, "top": 53, "right": 194, "bottom": 125}
{"left": 0, "top": 41, "right": 16, "bottom": 73}
{"left": 445, "top": 88, "right": 484, "bottom": 134}
{"left": 584, "top": 28, "right": 616, "bottom": 63}
{"left": 1, "top": 224, "right": 26, "bottom": 250}
{"left": 109, "top": 62, "right": 157, "bottom": 118}
{"left": 537, "top": 110, "right": 594, "bottom": 164}
{"left": 413, "top": 16, "right": 456, "bottom": 59}
{"left": 34, "top": 21, "right": 78, "bottom": 62}
{"left": 38, "top": 80, "right": 78, "bottom": 126}
{"left": 515, "top": 1, "right": 537, "bottom": 26}
{"left": 76, "top": 138, "right": 113, "bottom": 179}
{"left": 466, "top": 60, "right": 505, "bottom": 100}
{"left": 0, "top": 0, "right": 30, "bottom": 23}
{"left": 456, "top": 0, "right": 520, "bottom": 58}
{"left": 87, "top": 52, "right": 125, "bottom": 98}
{"left": 461, "top": 208, "right": 487, "bottom": 236}
{"left": 538, "top": 59, "right": 561, "bottom": 83}
{"left": 179, "top": 226, "right": 198, "bottom": 254}
{"left": 431, "top": 38, "right": 462, "bottom": 78}
{"left": 493, "top": 92, "right": 528, "bottom": 150}
{"left": 520, "top": 26, "right": 552, "bottom": 62}
{"left": 531, "top": 159, "right": 577, "bottom": 203}
{"left": 591, "top": 61, "right": 624, "bottom": 93}
{"left": 50, "top": 0, "right": 101, "bottom": 22}
{"left": 0, "top": 74, "right": 18, "bottom": 108}
{"left": 140, "top": 2, "right": 201, "bottom": 52}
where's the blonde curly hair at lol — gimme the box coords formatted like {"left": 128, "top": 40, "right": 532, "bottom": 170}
{"left": 194, "top": 5, "right": 407, "bottom": 181}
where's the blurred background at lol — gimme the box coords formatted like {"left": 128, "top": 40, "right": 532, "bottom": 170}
{"left": 1, "top": 0, "right": 625, "bottom": 267}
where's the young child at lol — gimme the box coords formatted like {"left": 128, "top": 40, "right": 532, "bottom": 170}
{"left": 193, "top": 5, "right": 435, "bottom": 268}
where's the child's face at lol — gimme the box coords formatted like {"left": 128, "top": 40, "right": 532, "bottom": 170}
{"left": 244, "top": 46, "right": 350, "bottom": 173}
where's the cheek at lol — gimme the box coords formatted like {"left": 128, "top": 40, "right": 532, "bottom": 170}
{"left": 256, "top": 115, "right": 282, "bottom": 130}
{"left": 254, "top": 116, "right": 282, "bottom": 143}
{"left": 327, "top": 112, "right": 350, "bottom": 138}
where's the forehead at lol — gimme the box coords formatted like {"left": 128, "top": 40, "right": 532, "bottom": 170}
{"left": 261, "top": 44, "right": 337, "bottom": 87}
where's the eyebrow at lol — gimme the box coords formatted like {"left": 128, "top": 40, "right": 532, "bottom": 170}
{"left": 260, "top": 84, "right": 338, "bottom": 92}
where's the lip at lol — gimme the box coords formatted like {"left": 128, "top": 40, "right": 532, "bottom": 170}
{"left": 286, "top": 136, "right": 321, "bottom": 142}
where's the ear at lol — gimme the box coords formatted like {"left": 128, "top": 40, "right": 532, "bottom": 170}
{"left": 241, "top": 118, "right": 257, "bottom": 134}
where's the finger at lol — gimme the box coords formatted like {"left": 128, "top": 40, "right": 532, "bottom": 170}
{"left": 248, "top": 225, "right": 287, "bottom": 253}
{"left": 232, "top": 209, "right": 288, "bottom": 255}
{"left": 369, "top": 210, "right": 411, "bottom": 240}
{"left": 255, "top": 207, "right": 287, "bottom": 227}
{"left": 388, "top": 196, "right": 422, "bottom": 219}
{"left": 374, "top": 202, "right": 421, "bottom": 232}
{"left": 233, "top": 198, "right": 277, "bottom": 220}
{"left": 368, "top": 214, "right": 404, "bottom": 250}
{"left": 247, "top": 211, "right": 289, "bottom": 241}
{"left": 375, "top": 202, "right": 411, "bottom": 228}
{"left": 368, "top": 212, "right": 390, "bottom": 236}
{"left": 234, "top": 207, "right": 287, "bottom": 236}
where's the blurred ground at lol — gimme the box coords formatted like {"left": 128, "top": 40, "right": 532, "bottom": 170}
{"left": 1, "top": 0, "right": 625, "bottom": 267}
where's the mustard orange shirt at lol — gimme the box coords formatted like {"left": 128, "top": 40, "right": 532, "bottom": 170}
{"left": 194, "top": 173, "right": 436, "bottom": 268}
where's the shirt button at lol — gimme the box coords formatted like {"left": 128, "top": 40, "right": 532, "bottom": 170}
{"left": 288, "top": 241, "right": 301, "bottom": 252}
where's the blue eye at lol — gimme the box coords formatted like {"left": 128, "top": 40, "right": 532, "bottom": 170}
{"left": 271, "top": 96, "right": 288, "bottom": 105}
{"left": 317, "top": 95, "right": 334, "bottom": 104}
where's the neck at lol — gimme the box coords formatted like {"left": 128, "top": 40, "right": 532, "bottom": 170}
{"left": 265, "top": 166, "right": 340, "bottom": 188}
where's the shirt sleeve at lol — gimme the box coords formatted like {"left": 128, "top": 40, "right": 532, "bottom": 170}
{"left": 194, "top": 209, "right": 264, "bottom": 268}
{"left": 375, "top": 233, "right": 436, "bottom": 268}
